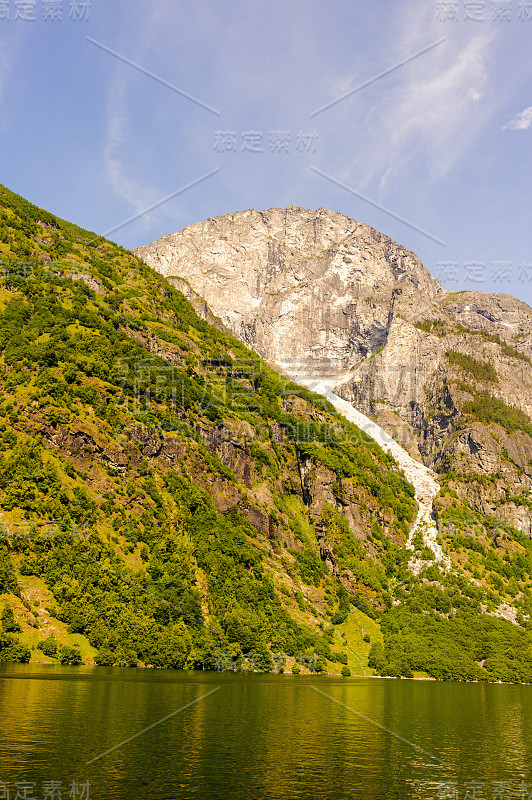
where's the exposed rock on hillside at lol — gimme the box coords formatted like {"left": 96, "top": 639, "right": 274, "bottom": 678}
{"left": 135, "top": 207, "right": 532, "bottom": 541}
{"left": 134, "top": 206, "right": 440, "bottom": 375}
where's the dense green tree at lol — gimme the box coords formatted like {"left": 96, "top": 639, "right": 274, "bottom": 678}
{"left": 1, "top": 605, "right": 21, "bottom": 632}
{"left": 59, "top": 645, "right": 82, "bottom": 665}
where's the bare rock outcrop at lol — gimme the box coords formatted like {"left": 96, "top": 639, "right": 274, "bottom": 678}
{"left": 134, "top": 206, "right": 439, "bottom": 376}
{"left": 134, "top": 206, "right": 532, "bottom": 537}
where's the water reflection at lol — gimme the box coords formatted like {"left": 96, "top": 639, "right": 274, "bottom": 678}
{"left": 1, "top": 665, "right": 532, "bottom": 800}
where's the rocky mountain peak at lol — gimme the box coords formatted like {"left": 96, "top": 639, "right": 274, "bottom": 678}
{"left": 134, "top": 206, "right": 441, "bottom": 376}
{"left": 135, "top": 207, "right": 532, "bottom": 540}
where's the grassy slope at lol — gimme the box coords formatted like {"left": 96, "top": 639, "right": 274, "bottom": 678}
{"left": 412, "top": 317, "right": 532, "bottom": 624}
{"left": 0, "top": 184, "right": 418, "bottom": 673}
{"left": 1, "top": 184, "right": 532, "bottom": 682}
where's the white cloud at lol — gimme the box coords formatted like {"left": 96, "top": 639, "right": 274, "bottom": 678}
{"left": 101, "top": 1, "right": 222, "bottom": 233}
{"left": 326, "top": 2, "right": 498, "bottom": 195}
{"left": 96, "top": 0, "right": 504, "bottom": 236}
{"left": 102, "top": 13, "right": 182, "bottom": 231}
{"left": 503, "top": 106, "right": 532, "bottom": 131}
{"left": 104, "top": 73, "right": 146, "bottom": 212}
{"left": 388, "top": 30, "right": 495, "bottom": 180}
{"left": 0, "top": 32, "right": 25, "bottom": 130}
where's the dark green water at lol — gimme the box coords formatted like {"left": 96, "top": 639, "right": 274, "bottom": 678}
{"left": 1, "top": 665, "right": 532, "bottom": 800}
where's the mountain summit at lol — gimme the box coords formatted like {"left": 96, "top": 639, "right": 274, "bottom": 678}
{"left": 136, "top": 207, "right": 532, "bottom": 544}
{"left": 134, "top": 206, "right": 442, "bottom": 376}
{"left": 1, "top": 186, "right": 532, "bottom": 682}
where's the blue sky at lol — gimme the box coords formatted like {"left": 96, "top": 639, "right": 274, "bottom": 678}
{"left": 1, "top": 0, "right": 531, "bottom": 303}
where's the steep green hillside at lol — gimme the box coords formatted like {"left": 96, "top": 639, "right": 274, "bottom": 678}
{"left": 2, "top": 184, "right": 532, "bottom": 682}
{"left": 0, "top": 185, "right": 417, "bottom": 673}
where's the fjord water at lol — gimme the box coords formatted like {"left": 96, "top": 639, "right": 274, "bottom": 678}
{"left": 1, "top": 665, "right": 531, "bottom": 800}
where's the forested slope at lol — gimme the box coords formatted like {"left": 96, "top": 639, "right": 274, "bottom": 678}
{"left": 1, "top": 185, "right": 532, "bottom": 682}
{"left": 0, "top": 185, "right": 415, "bottom": 673}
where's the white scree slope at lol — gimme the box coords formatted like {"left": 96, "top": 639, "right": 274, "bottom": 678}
{"left": 292, "top": 375, "right": 451, "bottom": 573}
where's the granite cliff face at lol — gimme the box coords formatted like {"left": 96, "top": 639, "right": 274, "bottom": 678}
{"left": 134, "top": 207, "right": 532, "bottom": 542}
{"left": 5, "top": 183, "right": 532, "bottom": 680}
{"left": 134, "top": 207, "right": 440, "bottom": 375}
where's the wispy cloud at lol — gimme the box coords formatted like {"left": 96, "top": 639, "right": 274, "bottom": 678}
{"left": 327, "top": 4, "right": 498, "bottom": 195}
{"left": 104, "top": 72, "right": 144, "bottom": 211}
{"left": 503, "top": 106, "right": 532, "bottom": 131}
{"left": 0, "top": 32, "right": 25, "bottom": 131}
{"left": 310, "top": 37, "right": 447, "bottom": 118}
{"left": 98, "top": 1, "right": 222, "bottom": 236}
{"left": 88, "top": 37, "right": 220, "bottom": 116}
{"left": 101, "top": 31, "right": 187, "bottom": 232}
{"left": 0, "top": 50, "right": 12, "bottom": 129}
{"left": 385, "top": 30, "right": 495, "bottom": 181}
{"left": 85, "top": 0, "right": 512, "bottom": 254}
